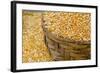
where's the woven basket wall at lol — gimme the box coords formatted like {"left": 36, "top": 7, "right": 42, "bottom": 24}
{"left": 44, "top": 35, "right": 90, "bottom": 61}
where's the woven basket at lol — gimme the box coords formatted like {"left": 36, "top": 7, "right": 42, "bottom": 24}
{"left": 42, "top": 15, "right": 91, "bottom": 61}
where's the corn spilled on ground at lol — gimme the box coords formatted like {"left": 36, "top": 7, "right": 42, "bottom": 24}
{"left": 43, "top": 12, "right": 91, "bottom": 42}
{"left": 22, "top": 11, "right": 52, "bottom": 63}
{"left": 22, "top": 11, "right": 91, "bottom": 63}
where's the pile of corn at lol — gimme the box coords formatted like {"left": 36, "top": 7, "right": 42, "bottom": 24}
{"left": 43, "top": 12, "right": 91, "bottom": 42}
{"left": 22, "top": 11, "right": 91, "bottom": 63}
{"left": 22, "top": 11, "right": 52, "bottom": 63}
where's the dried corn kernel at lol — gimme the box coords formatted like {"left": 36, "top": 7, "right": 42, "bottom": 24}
{"left": 22, "top": 11, "right": 52, "bottom": 63}
{"left": 43, "top": 12, "right": 91, "bottom": 42}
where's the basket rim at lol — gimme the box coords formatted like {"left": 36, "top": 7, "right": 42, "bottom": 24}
{"left": 42, "top": 25, "right": 90, "bottom": 45}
